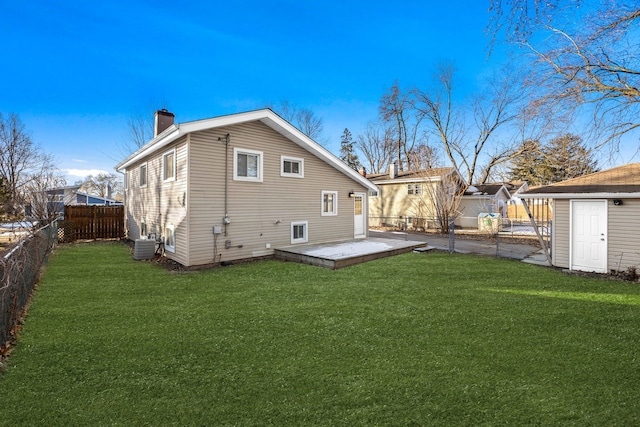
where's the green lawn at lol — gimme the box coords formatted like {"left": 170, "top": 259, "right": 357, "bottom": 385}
{"left": 1, "top": 241, "right": 640, "bottom": 426}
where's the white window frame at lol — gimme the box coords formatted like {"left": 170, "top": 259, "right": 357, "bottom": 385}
{"left": 164, "top": 223, "right": 176, "bottom": 252}
{"left": 408, "top": 184, "right": 422, "bottom": 195}
{"left": 139, "top": 163, "right": 148, "bottom": 188}
{"left": 280, "top": 155, "right": 304, "bottom": 178}
{"left": 321, "top": 191, "right": 338, "bottom": 216}
{"left": 234, "top": 148, "right": 263, "bottom": 182}
{"left": 291, "top": 221, "right": 308, "bottom": 244}
{"left": 163, "top": 149, "right": 176, "bottom": 182}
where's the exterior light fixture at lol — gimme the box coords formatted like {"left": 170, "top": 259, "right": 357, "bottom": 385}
{"left": 348, "top": 191, "right": 355, "bottom": 198}
{"left": 613, "top": 199, "right": 623, "bottom": 206}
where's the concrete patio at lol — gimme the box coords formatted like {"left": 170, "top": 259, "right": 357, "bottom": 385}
{"left": 275, "top": 237, "right": 427, "bottom": 269}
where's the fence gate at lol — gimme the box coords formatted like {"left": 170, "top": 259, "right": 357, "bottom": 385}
{"left": 62, "top": 205, "right": 125, "bottom": 242}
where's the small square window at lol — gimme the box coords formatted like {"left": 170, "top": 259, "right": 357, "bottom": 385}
{"left": 163, "top": 150, "right": 176, "bottom": 181}
{"left": 140, "top": 163, "right": 148, "bottom": 187}
{"left": 291, "top": 221, "right": 308, "bottom": 244}
{"left": 234, "top": 148, "right": 263, "bottom": 182}
{"left": 281, "top": 156, "right": 304, "bottom": 178}
{"left": 321, "top": 191, "right": 338, "bottom": 216}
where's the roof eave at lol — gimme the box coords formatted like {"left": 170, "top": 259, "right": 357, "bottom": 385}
{"left": 520, "top": 192, "right": 640, "bottom": 199}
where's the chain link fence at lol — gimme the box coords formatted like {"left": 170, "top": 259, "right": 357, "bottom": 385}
{"left": 0, "top": 221, "right": 58, "bottom": 355}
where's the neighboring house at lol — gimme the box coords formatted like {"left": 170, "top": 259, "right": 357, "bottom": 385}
{"left": 367, "top": 164, "right": 466, "bottom": 230}
{"left": 27, "top": 185, "right": 121, "bottom": 219}
{"left": 456, "top": 183, "right": 512, "bottom": 228}
{"left": 520, "top": 163, "right": 640, "bottom": 273}
{"left": 115, "top": 109, "right": 378, "bottom": 268}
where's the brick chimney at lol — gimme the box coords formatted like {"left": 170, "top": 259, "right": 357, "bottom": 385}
{"left": 154, "top": 109, "right": 175, "bottom": 137}
{"left": 389, "top": 162, "right": 398, "bottom": 179}
{"left": 358, "top": 166, "right": 367, "bottom": 177}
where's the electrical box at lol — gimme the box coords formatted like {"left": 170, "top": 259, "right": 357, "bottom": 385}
{"left": 213, "top": 225, "right": 222, "bottom": 235}
{"left": 223, "top": 216, "right": 231, "bottom": 225}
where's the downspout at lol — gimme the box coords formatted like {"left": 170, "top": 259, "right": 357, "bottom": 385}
{"left": 219, "top": 133, "right": 230, "bottom": 236}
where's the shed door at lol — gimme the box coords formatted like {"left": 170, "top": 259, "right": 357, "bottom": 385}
{"left": 571, "top": 200, "right": 607, "bottom": 273}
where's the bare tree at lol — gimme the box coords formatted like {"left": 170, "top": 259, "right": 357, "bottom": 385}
{"left": 414, "top": 63, "right": 528, "bottom": 184}
{"left": 119, "top": 99, "right": 169, "bottom": 158}
{"left": 488, "top": 1, "right": 640, "bottom": 149}
{"left": 356, "top": 122, "right": 395, "bottom": 174}
{"left": 23, "top": 154, "right": 66, "bottom": 223}
{"left": 410, "top": 169, "right": 466, "bottom": 234}
{"left": 270, "top": 100, "right": 325, "bottom": 141}
{"left": 80, "top": 173, "right": 122, "bottom": 199}
{"left": 379, "top": 82, "right": 426, "bottom": 171}
{"left": 0, "top": 113, "right": 56, "bottom": 218}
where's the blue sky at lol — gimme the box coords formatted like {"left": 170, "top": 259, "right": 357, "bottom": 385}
{"left": 3, "top": 1, "right": 509, "bottom": 183}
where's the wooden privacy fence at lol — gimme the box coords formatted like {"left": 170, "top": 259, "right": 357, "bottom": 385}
{"left": 61, "top": 205, "right": 125, "bottom": 242}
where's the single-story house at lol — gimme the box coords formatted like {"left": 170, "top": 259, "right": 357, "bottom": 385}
{"left": 456, "top": 183, "right": 512, "bottom": 228}
{"left": 115, "top": 109, "right": 378, "bottom": 268}
{"left": 367, "top": 164, "right": 466, "bottom": 230}
{"left": 520, "top": 163, "right": 640, "bottom": 273}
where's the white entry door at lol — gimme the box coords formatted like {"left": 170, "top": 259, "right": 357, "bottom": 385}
{"left": 354, "top": 193, "right": 366, "bottom": 238}
{"left": 571, "top": 200, "right": 607, "bottom": 273}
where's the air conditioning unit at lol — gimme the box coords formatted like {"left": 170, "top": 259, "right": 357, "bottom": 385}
{"left": 133, "top": 239, "right": 156, "bottom": 260}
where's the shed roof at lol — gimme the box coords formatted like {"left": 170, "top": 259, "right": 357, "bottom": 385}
{"left": 521, "top": 163, "right": 640, "bottom": 198}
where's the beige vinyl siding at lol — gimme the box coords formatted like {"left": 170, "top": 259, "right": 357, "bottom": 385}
{"left": 185, "top": 121, "right": 367, "bottom": 266}
{"left": 124, "top": 135, "right": 189, "bottom": 266}
{"left": 552, "top": 199, "right": 570, "bottom": 269}
{"left": 369, "top": 182, "right": 437, "bottom": 225}
{"left": 607, "top": 199, "right": 640, "bottom": 271}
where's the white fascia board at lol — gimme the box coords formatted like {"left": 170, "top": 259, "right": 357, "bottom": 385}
{"left": 115, "top": 126, "right": 181, "bottom": 172}
{"left": 520, "top": 192, "right": 640, "bottom": 199}
{"left": 372, "top": 176, "right": 442, "bottom": 185}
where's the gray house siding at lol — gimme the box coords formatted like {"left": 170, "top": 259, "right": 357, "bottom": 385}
{"left": 551, "top": 199, "right": 570, "bottom": 269}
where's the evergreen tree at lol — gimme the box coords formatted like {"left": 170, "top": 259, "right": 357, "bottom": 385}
{"left": 339, "top": 128, "right": 360, "bottom": 171}
{"left": 509, "top": 134, "right": 598, "bottom": 185}
{"left": 545, "top": 134, "right": 598, "bottom": 182}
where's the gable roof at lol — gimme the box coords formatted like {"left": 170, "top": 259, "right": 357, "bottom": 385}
{"left": 521, "top": 163, "right": 640, "bottom": 198}
{"left": 367, "top": 167, "right": 464, "bottom": 184}
{"left": 115, "top": 109, "right": 378, "bottom": 193}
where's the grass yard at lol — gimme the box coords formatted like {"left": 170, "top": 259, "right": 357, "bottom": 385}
{"left": 1, "top": 242, "right": 640, "bottom": 426}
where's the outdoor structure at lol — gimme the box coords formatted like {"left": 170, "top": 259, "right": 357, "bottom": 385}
{"left": 115, "top": 109, "right": 378, "bottom": 268}
{"left": 367, "top": 165, "right": 466, "bottom": 230}
{"left": 521, "top": 163, "right": 640, "bottom": 273}
{"left": 456, "top": 183, "right": 512, "bottom": 229}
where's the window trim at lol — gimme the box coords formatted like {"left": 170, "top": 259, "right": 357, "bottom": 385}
{"left": 321, "top": 191, "right": 338, "bottom": 216}
{"left": 164, "top": 223, "right": 176, "bottom": 252}
{"left": 280, "top": 155, "right": 304, "bottom": 178}
{"left": 291, "top": 221, "right": 308, "bottom": 244}
{"left": 233, "top": 147, "right": 263, "bottom": 182}
{"left": 139, "top": 163, "right": 148, "bottom": 188}
{"left": 163, "top": 149, "right": 176, "bottom": 182}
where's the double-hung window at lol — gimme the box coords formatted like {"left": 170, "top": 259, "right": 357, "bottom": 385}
{"left": 139, "top": 163, "right": 148, "bottom": 187}
{"left": 234, "top": 148, "right": 263, "bottom": 182}
{"left": 321, "top": 191, "right": 338, "bottom": 216}
{"left": 408, "top": 184, "right": 422, "bottom": 195}
{"left": 281, "top": 156, "right": 304, "bottom": 178}
{"left": 163, "top": 150, "right": 176, "bottom": 182}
